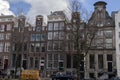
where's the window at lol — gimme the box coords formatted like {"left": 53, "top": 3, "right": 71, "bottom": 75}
{"left": 36, "top": 27, "right": 41, "bottom": 32}
{"left": 53, "top": 32, "right": 59, "bottom": 40}
{"left": 104, "top": 30, "right": 112, "bottom": 38}
{"left": 97, "top": 39, "right": 103, "bottom": 48}
{"left": 0, "top": 25, "right": 5, "bottom": 32}
{"left": 41, "top": 34, "right": 46, "bottom": 41}
{"left": 66, "top": 33, "right": 71, "bottom": 40}
{"left": 97, "top": 22, "right": 103, "bottom": 27}
{"left": 107, "top": 54, "right": 112, "bottom": 61}
{"left": 60, "top": 54, "right": 64, "bottom": 60}
{"left": 66, "top": 42, "right": 70, "bottom": 51}
{"left": 89, "top": 54, "right": 95, "bottom": 69}
{"left": 36, "top": 34, "right": 41, "bottom": 41}
{"left": 12, "top": 54, "right": 16, "bottom": 67}
{"left": 0, "top": 43, "right": 3, "bottom": 52}
{"left": 67, "top": 54, "right": 71, "bottom": 68}
{"left": 47, "top": 41, "right": 53, "bottom": 50}
{"left": 0, "top": 33, "right": 4, "bottom": 40}
{"left": 4, "top": 42, "right": 10, "bottom": 52}
{"left": 54, "top": 23, "right": 59, "bottom": 30}
{"left": 48, "top": 23, "right": 53, "bottom": 31}
{"left": 105, "top": 39, "right": 112, "bottom": 48}
{"left": 47, "top": 54, "right": 61, "bottom": 69}
{"left": 59, "top": 41, "right": 63, "bottom": 50}
{"left": 30, "top": 43, "right": 35, "bottom": 52}
{"left": 97, "top": 30, "right": 103, "bottom": 37}
{"left": 6, "top": 24, "right": 12, "bottom": 31}
{"left": 66, "top": 26, "right": 71, "bottom": 30}
{"left": 48, "top": 32, "right": 52, "bottom": 40}
{"left": 35, "top": 58, "right": 39, "bottom": 69}
{"left": 42, "top": 26, "right": 46, "bottom": 31}
{"left": 89, "top": 73, "right": 94, "bottom": 79}
{"left": 59, "top": 32, "right": 64, "bottom": 40}
{"left": 59, "top": 22, "right": 64, "bottom": 30}
{"left": 36, "top": 43, "right": 40, "bottom": 52}
{"left": 108, "top": 62, "right": 112, "bottom": 72}
{"left": 53, "top": 54, "right": 58, "bottom": 68}
{"left": 98, "top": 54, "right": 103, "bottom": 69}
{"left": 47, "top": 54, "right": 52, "bottom": 68}
{"left": 6, "top": 33, "right": 11, "bottom": 40}
{"left": 80, "top": 24, "right": 84, "bottom": 29}
{"left": 41, "top": 43, "right": 46, "bottom": 52}
{"left": 53, "top": 41, "right": 59, "bottom": 50}
{"left": 30, "top": 57, "right": 33, "bottom": 68}
{"left": 24, "top": 44, "right": 27, "bottom": 51}
{"left": 48, "top": 54, "right": 52, "bottom": 60}
{"left": 31, "top": 34, "right": 36, "bottom": 41}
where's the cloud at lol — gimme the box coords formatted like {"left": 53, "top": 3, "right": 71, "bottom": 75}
{"left": 0, "top": 0, "right": 14, "bottom": 15}
{"left": 24, "top": 0, "right": 69, "bottom": 25}
{"left": 8, "top": 0, "right": 70, "bottom": 25}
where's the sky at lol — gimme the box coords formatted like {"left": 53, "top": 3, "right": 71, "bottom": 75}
{"left": 0, "top": 0, "right": 120, "bottom": 24}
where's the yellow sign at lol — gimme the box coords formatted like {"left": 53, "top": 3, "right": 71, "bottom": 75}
{"left": 21, "top": 70, "right": 40, "bottom": 80}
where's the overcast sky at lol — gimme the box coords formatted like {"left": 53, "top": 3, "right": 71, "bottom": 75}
{"left": 0, "top": 0, "right": 120, "bottom": 24}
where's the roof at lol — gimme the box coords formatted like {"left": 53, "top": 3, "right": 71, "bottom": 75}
{"left": 50, "top": 11, "right": 65, "bottom": 16}
{"left": 94, "top": 1, "right": 107, "bottom": 6}
{"left": 0, "top": 15, "right": 14, "bottom": 18}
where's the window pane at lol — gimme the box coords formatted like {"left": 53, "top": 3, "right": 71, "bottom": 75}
{"left": 89, "top": 54, "right": 95, "bottom": 69}
{"left": 54, "top": 23, "right": 59, "bottom": 30}
{"left": 0, "top": 25, "right": 5, "bottom": 32}
{"left": 35, "top": 58, "right": 39, "bottom": 69}
{"left": 54, "top": 54, "right": 58, "bottom": 60}
{"left": 59, "top": 32, "right": 64, "bottom": 40}
{"left": 36, "top": 43, "right": 40, "bottom": 52}
{"left": 36, "top": 27, "right": 41, "bottom": 32}
{"left": 47, "top": 41, "right": 53, "bottom": 50}
{"left": 4, "top": 42, "right": 10, "bottom": 52}
{"left": 0, "top": 33, "right": 4, "bottom": 40}
{"left": 107, "top": 54, "right": 112, "bottom": 61}
{"left": 36, "top": 34, "right": 41, "bottom": 41}
{"left": 59, "top": 22, "right": 64, "bottom": 30}
{"left": 31, "top": 34, "right": 36, "bottom": 41}
{"left": 6, "top": 33, "right": 11, "bottom": 40}
{"left": 104, "top": 30, "right": 112, "bottom": 38}
{"left": 53, "top": 32, "right": 59, "bottom": 40}
{"left": 0, "top": 43, "right": 4, "bottom": 52}
{"left": 30, "top": 43, "right": 35, "bottom": 52}
{"left": 48, "top": 23, "right": 53, "bottom": 31}
{"left": 59, "top": 41, "right": 63, "bottom": 50}
{"left": 105, "top": 39, "right": 112, "bottom": 48}
{"left": 6, "top": 24, "right": 12, "bottom": 31}
{"left": 30, "top": 57, "right": 33, "bottom": 68}
{"left": 41, "top": 34, "right": 46, "bottom": 41}
{"left": 48, "top": 54, "right": 52, "bottom": 60}
{"left": 108, "top": 62, "right": 112, "bottom": 72}
{"left": 48, "top": 32, "right": 52, "bottom": 40}
{"left": 60, "top": 54, "right": 64, "bottom": 60}
{"left": 97, "top": 30, "right": 103, "bottom": 37}
{"left": 98, "top": 54, "right": 103, "bottom": 69}
{"left": 41, "top": 43, "right": 46, "bottom": 52}
{"left": 53, "top": 41, "right": 59, "bottom": 50}
{"left": 97, "top": 39, "right": 103, "bottom": 48}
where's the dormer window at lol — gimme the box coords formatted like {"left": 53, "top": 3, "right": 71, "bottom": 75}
{"left": 97, "top": 22, "right": 103, "bottom": 27}
{"left": 73, "top": 19, "right": 76, "bottom": 23}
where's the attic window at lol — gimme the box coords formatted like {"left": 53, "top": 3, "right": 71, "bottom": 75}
{"left": 108, "top": 22, "right": 110, "bottom": 25}
{"left": 97, "top": 22, "right": 103, "bottom": 27}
